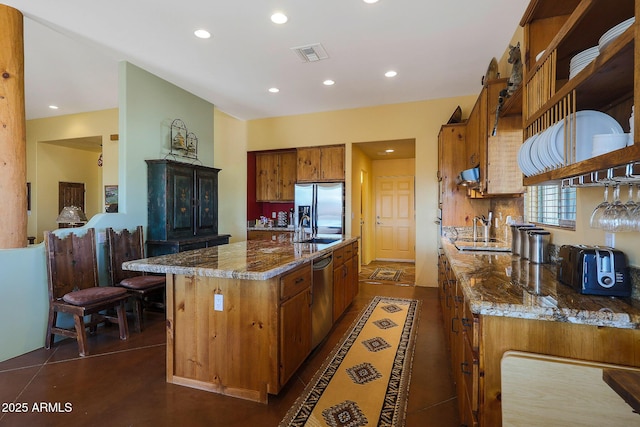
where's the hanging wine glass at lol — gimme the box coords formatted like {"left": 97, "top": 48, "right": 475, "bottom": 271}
{"left": 589, "top": 184, "right": 609, "bottom": 229}
{"left": 624, "top": 183, "right": 637, "bottom": 211}
{"left": 630, "top": 184, "right": 640, "bottom": 231}
{"left": 601, "top": 184, "right": 631, "bottom": 232}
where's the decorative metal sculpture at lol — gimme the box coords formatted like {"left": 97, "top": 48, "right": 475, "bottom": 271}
{"left": 169, "top": 119, "right": 198, "bottom": 160}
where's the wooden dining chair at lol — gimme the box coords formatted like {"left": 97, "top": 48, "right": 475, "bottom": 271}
{"left": 106, "top": 226, "right": 165, "bottom": 332}
{"left": 44, "top": 228, "right": 129, "bottom": 356}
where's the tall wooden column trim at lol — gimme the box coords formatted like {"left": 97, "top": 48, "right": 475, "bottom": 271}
{"left": 0, "top": 5, "right": 27, "bottom": 248}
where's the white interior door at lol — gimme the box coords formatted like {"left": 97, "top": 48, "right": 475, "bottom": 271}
{"left": 374, "top": 176, "right": 415, "bottom": 261}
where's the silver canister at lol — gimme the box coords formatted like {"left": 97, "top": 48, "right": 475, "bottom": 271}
{"left": 528, "top": 231, "right": 551, "bottom": 264}
{"left": 511, "top": 224, "right": 534, "bottom": 255}
{"left": 518, "top": 226, "right": 540, "bottom": 258}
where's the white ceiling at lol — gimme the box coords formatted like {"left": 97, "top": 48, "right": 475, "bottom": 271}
{"left": 4, "top": 0, "right": 529, "bottom": 121}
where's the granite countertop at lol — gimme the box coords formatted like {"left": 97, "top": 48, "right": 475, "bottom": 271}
{"left": 124, "top": 234, "right": 357, "bottom": 281}
{"left": 441, "top": 238, "right": 640, "bottom": 329}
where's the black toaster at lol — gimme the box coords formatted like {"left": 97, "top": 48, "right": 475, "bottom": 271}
{"left": 557, "top": 245, "right": 631, "bottom": 297}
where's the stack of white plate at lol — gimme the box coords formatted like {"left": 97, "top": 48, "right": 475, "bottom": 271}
{"left": 517, "top": 111, "right": 624, "bottom": 176}
{"left": 599, "top": 17, "right": 635, "bottom": 51}
{"left": 569, "top": 46, "right": 599, "bottom": 79}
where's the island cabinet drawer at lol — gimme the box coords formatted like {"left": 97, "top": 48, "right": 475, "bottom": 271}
{"left": 343, "top": 243, "right": 354, "bottom": 260}
{"left": 280, "top": 264, "right": 311, "bottom": 301}
{"left": 333, "top": 246, "right": 346, "bottom": 266}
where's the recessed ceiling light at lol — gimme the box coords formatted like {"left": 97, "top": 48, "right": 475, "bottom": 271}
{"left": 271, "top": 12, "right": 288, "bottom": 24}
{"left": 268, "top": 87, "right": 280, "bottom": 93}
{"left": 194, "top": 29, "right": 211, "bottom": 39}
{"left": 363, "top": 0, "right": 379, "bottom": 3}
{"left": 385, "top": 149, "right": 395, "bottom": 153}
{"left": 385, "top": 70, "right": 397, "bottom": 78}
{"left": 323, "top": 80, "right": 335, "bottom": 86}
{"left": 49, "top": 105, "right": 59, "bottom": 110}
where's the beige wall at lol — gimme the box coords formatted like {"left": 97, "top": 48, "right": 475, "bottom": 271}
{"left": 246, "top": 97, "right": 477, "bottom": 286}
{"left": 26, "top": 109, "right": 119, "bottom": 242}
{"left": 214, "top": 108, "right": 248, "bottom": 243}
{"left": 351, "top": 145, "right": 374, "bottom": 264}
{"left": 550, "top": 187, "right": 639, "bottom": 267}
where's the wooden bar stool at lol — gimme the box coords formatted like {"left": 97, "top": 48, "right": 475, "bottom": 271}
{"left": 106, "top": 226, "right": 165, "bottom": 332}
{"left": 44, "top": 228, "right": 129, "bottom": 356}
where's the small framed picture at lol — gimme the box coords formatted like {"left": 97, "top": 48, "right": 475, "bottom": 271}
{"left": 105, "top": 185, "right": 118, "bottom": 213}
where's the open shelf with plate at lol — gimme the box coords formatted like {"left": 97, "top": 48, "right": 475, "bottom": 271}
{"left": 519, "top": 0, "right": 637, "bottom": 187}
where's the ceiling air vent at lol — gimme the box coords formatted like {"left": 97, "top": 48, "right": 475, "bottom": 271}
{"left": 291, "top": 43, "right": 328, "bottom": 62}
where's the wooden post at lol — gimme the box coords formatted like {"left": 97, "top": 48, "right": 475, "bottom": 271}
{"left": 0, "top": 5, "right": 27, "bottom": 248}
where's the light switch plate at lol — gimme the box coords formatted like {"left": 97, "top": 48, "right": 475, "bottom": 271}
{"left": 214, "top": 293, "right": 224, "bottom": 311}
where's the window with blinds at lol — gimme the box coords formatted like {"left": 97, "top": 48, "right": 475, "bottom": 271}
{"left": 525, "top": 184, "right": 576, "bottom": 229}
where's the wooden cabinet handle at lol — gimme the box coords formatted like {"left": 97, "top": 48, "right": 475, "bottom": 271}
{"left": 462, "top": 317, "right": 472, "bottom": 328}
{"left": 451, "top": 317, "right": 459, "bottom": 334}
{"left": 461, "top": 361, "right": 472, "bottom": 375}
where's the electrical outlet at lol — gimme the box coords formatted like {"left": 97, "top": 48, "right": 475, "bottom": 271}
{"left": 214, "top": 293, "right": 224, "bottom": 311}
{"left": 96, "top": 231, "right": 106, "bottom": 244}
{"left": 605, "top": 232, "right": 615, "bottom": 248}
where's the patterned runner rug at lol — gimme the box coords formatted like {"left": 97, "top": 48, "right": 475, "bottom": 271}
{"left": 368, "top": 268, "right": 403, "bottom": 282}
{"left": 279, "top": 296, "right": 421, "bottom": 427}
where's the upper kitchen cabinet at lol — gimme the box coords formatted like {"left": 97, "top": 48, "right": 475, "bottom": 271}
{"left": 466, "top": 78, "right": 525, "bottom": 197}
{"left": 297, "top": 145, "right": 345, "bottom": 182}
{"left": 438, "top": 123, "right": 487, "bottom": 226}
{"left": 146, "top": 159, "right": 228, "bottom": 256}
{"left": 520, "top": 0, "right": 640, "bottom": 185}
{"left": 255, "top": 150, "right": 296, "bottom": 202}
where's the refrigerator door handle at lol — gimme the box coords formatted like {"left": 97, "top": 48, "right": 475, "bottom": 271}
{"left": 312, "top": 185, "right": 318, "bottom": 235}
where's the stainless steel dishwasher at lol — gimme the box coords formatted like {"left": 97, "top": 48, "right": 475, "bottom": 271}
{"left": 311, "top": 253, "right": 333, "bottom": 349}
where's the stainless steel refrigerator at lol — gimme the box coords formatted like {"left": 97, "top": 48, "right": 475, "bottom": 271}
{"left": 294, "top": 182, "right": 344, "bottom": 235}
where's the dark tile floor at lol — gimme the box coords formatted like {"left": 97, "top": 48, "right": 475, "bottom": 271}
{"left": 0, "top": 278, "right": 458, "bottom": 426}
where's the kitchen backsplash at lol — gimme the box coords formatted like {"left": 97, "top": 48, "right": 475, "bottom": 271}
{"left": 442, "top": 226, "right": 640, "bottom": 301}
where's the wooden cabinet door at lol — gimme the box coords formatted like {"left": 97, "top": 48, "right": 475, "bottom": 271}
{"left": 484, "top": 81, "right": 524, "bottom": 195}
{"left": 466, "top": 90, "right": 483, "bottom": 170}
{"left": 439, "top": 124, "right": 482, "bottom": 227}
{"left": 279, "top": 151, "right": 297, "bottom": 201}
{"left": 332, "top": 264, "right": 346, "bottom": 321}
{"left": 279, "top": 288, "right": 311, "bottom": 386}
{"left": 256, "top": 153, "right": 278, "bottom": 201}
{"left": 297, "top": 145, "right": 345, "bottom": 182}
{"left": 256, "top": 151, "right": 296, "bottom": 201}
{"left": 195, "top": 166, "right": 218, "bottom": 236}
{"left": 167, "top": 163, "right": 195, "bottom": 238}
{"left": 348, "top": 253, "right": 358, "bottom": 303}
{"left": 320, "top": 145, "right": 345, "bottom": 181}
{"left": 297, "top": 147, "right": 321, "bottom": 182}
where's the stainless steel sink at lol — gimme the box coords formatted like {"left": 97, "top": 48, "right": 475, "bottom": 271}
{"left": 451, "top": 237, "right": 510, "bottom": 252}
{"left": 454, "top": 237, "right": 502, "bottom": 243}
{"left": 299, "top": 237, "right": 340, "bottom": 244}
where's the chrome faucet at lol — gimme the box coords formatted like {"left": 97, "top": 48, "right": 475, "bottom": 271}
{"left": 296, "top": 214, "right": 312, "bottom": 241}
{"left": 473, "top": 212, "right": 492, "bottom": 242}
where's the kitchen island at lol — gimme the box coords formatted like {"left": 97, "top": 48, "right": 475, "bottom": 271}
{"left": 123, "top": 234, "right": 358, "bottom": 403}
{"left": 439, "top": 238, "right": 640, "bottom": 426}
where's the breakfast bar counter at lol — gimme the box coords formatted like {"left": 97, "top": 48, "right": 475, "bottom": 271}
{"left": 124, "top": 233, "right": 356, "bottom": 280}
{"left": 123, "top": 234, "right": 358, "bottom": 403}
